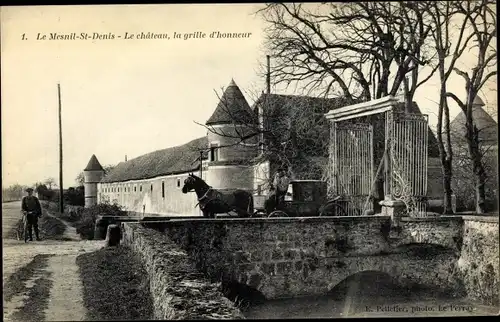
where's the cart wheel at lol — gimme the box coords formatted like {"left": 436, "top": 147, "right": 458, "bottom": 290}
{"left": 23, "top": 217, "right": 29, "bottom": 242}
{"left": 253, "top": 210, "right": 266, "bottom": 217}
{"left": 319, "top": 202, "right": 347, "bottom": 216}
{"left": 268, "top": 210, "right": 288, "bottom": 217}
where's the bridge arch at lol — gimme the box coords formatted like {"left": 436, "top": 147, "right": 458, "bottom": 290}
{"left": 220, "top": 280, "right": 266, "bottom": 309}
{"left": 327, "top": 270, "right": 403, "bottom": 299}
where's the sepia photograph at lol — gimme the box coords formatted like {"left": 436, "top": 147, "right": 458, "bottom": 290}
{"left": 1, "top": 2, "right": 499, "bottom": 320}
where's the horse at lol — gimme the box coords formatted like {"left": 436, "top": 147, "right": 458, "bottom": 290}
{"left": 181, "top": 173, "right": 254, "bottom": 218}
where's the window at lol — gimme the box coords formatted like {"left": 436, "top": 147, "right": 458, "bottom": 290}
{"left": 209, "top": 142, "right": 220, "bottom": 161}
{"left": 134, "top": 186, "right": 136, "bottom": 192}
{"left": 162, "top": 181, "right": 165, "bottom": 198}
{"left": 151, "top": 184, "right": 153, "bottom": 192}
{"left": 140, "top": 185, "right": 142, "bottom": 192}
{"left": 177, "top": 178, "right": 181, "bottom": 188}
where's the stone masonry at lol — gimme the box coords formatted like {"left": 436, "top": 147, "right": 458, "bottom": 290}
{"left": 121, "top": 222, "right": 243, "bottom": 320}
{"left": 141, "top": 216, "right": 466, "bottom": 300}
{"left": 457, "top": 216, "right": 499, "bottom": 306}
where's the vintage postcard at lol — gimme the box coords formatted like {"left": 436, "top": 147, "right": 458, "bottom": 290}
{"left": 2, "top": 3, "right": 498, "bottom": 320}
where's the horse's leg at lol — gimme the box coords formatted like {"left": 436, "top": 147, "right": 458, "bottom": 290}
{"left": 235, "top": 206, "right": 250, "bottom": 218}
{"left": 247, "top": 194, "right": 254, "bottom": 216}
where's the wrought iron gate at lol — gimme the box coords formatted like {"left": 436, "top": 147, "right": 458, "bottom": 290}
{"left": 387, "top": 111, "right": 429, "bottom": 216}
{"left": 329, "top": 122, "right": 374, "bottom": 216}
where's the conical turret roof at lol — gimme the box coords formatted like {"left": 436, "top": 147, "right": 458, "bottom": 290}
{"left": 450, "top": 101, "right": 498, "bottom": 144}
{"left": 206, "top": 79, "right": 257, "bottom": 125}
{"left": 84, "top": 154, "right": 104, "bottom": 171}
{"left": 473, "top": 95, "right": 485, "bottom": 106}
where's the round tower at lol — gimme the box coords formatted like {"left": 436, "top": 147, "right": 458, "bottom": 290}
{"left": 83, "top": 154, "right": 105, "bottom": 208}
{"left": 204, "top": 79, "right": 259, "bottom": 190}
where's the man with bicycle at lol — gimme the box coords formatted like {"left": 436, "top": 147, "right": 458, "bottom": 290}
{"left": 21, "top": 188, "right": 42, "bottom": 241}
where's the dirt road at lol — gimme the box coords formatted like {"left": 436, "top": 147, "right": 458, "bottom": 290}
{"left": 2, "top": 201, "right": 103, "bottom": 322}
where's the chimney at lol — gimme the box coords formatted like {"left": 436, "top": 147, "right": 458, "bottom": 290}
{"left": 266, "top": 55, "right": 271, "bottom": 94}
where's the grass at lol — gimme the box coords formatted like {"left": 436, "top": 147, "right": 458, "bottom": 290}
{"left": 39, "top": 214, "right": 71, "bottom": 241}
{"left": 3, "top": 254, "right": 54, "bottom": 322}
{"left": 43, "top": 201, "right": 127, "bottom": 240}
{"left": 5, "top": 212, "right": 69, "bottom": 241}
{"left": 76, "top": 246, "right": 154, "bottom": 321}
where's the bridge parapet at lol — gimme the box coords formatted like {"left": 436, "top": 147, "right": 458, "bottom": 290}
{"left": 390, "top": 216, "right": 464, "bottom": 251}
{"left": 139, "top": 215, "right": 464, "bottom": 299}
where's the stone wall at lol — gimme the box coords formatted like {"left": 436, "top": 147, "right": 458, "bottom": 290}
{"left": 457, "top": 215, "right": 499, "bottom": 306}
{"left": 394, "top": 217, "right": 464, "bottom": 250}
{"left": 121, "top": 222, "right": 243, "bottom": 320}
{"left": 97, "top": 164, "right": 255, "bottom": 215}
{"left": 144, "top": 216, "right": 464, "bottom": 300}
{"left": 98, "top": 174, "right": 202, "bottom": 216}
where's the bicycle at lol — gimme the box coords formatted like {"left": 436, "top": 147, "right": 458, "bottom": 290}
{"left": 16, "top": 211, "right": 30, "bottom": 242}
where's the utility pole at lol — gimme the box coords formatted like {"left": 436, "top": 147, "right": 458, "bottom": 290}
{"left": 58, "top": 83, "right": 64, "bottom": 214}
{"left": 266, "top": 55, "right": 271, "bottom": 94}
{"left": 199, "top": 150, "right": 204, "bottom": 178}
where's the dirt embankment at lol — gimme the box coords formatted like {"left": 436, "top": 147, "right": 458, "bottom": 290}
{"left": 76, "top": 246, "right": 154, "bottom": 320}
{"left": 5, "top": 211, "right": 68, "bottom": 241}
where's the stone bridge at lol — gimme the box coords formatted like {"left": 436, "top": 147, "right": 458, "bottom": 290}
{"left": 132, "top": 215, "right": 465, "bottom": 300}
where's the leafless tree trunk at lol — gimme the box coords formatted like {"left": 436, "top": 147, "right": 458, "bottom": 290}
{"left": 446, "top": 0, "right": 497, "bottom": 214}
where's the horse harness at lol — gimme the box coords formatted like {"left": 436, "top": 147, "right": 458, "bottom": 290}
{"left": 196, "top": 187, "right": 232, "bottom": 211}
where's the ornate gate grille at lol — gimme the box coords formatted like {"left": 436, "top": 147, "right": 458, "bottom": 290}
{"left": 388, "top": 111, "right": 429, "bottom": 217}
{"left": 329, "top": 122, "right": 374, "bottom": 216}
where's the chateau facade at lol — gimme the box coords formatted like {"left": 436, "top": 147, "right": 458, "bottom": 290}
{"left": 86, "top": 79, "right": 265, "bottom": 216}
{"left": 83, "top": 79, "right": 448, "bottom": 216}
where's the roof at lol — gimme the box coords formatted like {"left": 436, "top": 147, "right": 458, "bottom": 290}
{"left": 206, "top": 79, "right": 258, "bottom": 125}
{"left": 84, "top": 154, "right": 104, "bottom": 171}
{"left": 450, "top": 104, "right": 498, "bottom": 144}
{"left": 101, "top": 137, "right": 208, "bottom": 183}
{"left": 473, "top": 95, "right": 485, "bottom": 106}
{"left": 253, "top": 94, "right": 440, "bottom": 158}
{"left": 254, "top": 93, "right": 357, "bottom": 115}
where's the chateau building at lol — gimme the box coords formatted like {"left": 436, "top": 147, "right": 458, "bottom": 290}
{"left": 84, "top": 79, "right": 443, "bottom": 216}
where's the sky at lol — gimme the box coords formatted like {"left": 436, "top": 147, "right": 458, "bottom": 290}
{"left": 1, "top": 4, "right": 497, "bottom": 188}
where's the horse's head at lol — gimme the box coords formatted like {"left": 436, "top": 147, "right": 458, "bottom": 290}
{"left": 181, "top": 173, "right": 202, "bottom": 194}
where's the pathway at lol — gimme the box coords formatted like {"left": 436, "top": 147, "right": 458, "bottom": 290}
{"left": 2, "top": 201, "right": 104, "bottom": 322}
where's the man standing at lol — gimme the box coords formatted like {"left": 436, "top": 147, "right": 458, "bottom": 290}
{"left": 21, "top": 188, "right": 42, "bottom": 241}
{"left": 272, "top": 167, "right": 291, "bottom": 210}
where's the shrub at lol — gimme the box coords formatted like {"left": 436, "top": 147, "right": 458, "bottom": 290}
{"left": 452, "top": 152, "right": 498, "bottom": 212}
{"left": 75, "top": 203, "right": 126, "bottom": 240}
{"left": 44, "top": 201, "right": 126, "bottom": 240}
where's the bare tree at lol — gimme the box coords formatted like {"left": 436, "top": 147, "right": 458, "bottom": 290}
{"left": 44, "top": 177, "right": 56, "bottom": 190}
{"left": 1, "top": 183, "right": 29, "bottom": 202}
{"left": 195, "top": 85, "right": 353, "bottom": 189}
{"left": 256, "top": 2, "right": 437, "bottom": 107}
{"left": 75, "top": 164, "right": 116, "bottom": 186}
{"left": 445, "top": 0, "right": 497, "bottom": 213}
{"left": 425, "top": 1, "right": 473, "bottom": 214}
